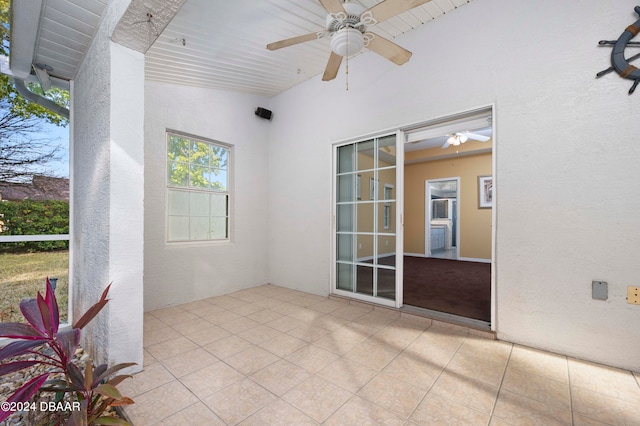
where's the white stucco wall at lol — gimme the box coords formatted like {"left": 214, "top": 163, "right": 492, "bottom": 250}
{"left": 143, "top": 83, "right": 270, "bottom": 310}
{"left": 72, "top": 0, "right": 144, "bottom": 370}
{"left": 266, "top": 0, "right": 640, "bottom": 371}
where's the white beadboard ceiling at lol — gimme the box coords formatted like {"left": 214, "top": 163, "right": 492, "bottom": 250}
{"left": 9, "top": 0, "right": 486, "bottom": 149}
{"left": 31, "top": 0, "right": 108, "bottom": 81}
{"left": 15, "top": 0, "right": 473, "bottom": 96}
{"left": 145, "top": 0, "right": 476, "bottom": 96}
{"left": 145, "top": 0, "right": 473, "bottom": 97}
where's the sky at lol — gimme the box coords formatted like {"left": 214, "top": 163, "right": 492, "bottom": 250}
{"left": 38, "top": 120, "right": 70, "bottom": 179}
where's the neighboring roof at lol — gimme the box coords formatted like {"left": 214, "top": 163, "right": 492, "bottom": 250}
{"left": 0, "top": 176, "right": 69, "bottom": 201}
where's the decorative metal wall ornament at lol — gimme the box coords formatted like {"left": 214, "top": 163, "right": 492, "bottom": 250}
{"left": 597, "top": 6, "right": 640, "bottom": 95}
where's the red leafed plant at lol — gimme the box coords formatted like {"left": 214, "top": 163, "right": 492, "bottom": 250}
{"left": 0, "top": 278, "right": 135, "bottom": 425}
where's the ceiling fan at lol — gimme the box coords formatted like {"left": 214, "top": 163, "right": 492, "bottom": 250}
{"left": 442, "top": 132, "right": 490, "bottom": 149}
{"left": 266, "top": 0, "right": 432, "bottom": 81}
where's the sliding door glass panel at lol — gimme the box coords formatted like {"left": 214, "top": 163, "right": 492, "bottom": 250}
{"left": 377, "top": 235, "right": 396, "bottom": 266}
{"left": 356, "top": 266, "right": 374, "bottom": 296}
{"left": 338, "top": 144, "right": 355, "bottom": 173}
{"left": 357, "top": 203, "right": 374, "bottom": 233}
{"left": 378, "top": 135, "right": 396, "bottom": 168}
{"left": 337, "top": 204, "right": 354, "bottom": 232}
{"left": 357, "top": 234, "right": 374, "bottom": 263}
{"left": 357, "top": 141, "right": 375, "bottom": 171}
{"left": 337, "top": 234, "right": 354, "bottom": 262}
{"left": 335, "top": 135, "right": 397, "bottom": 304}
{"left": 378, "top": 201, "right": 395, "bottom": 232}
{"left": 377, "top": 268, "right": 395, "bottom": 300}
{"left": 337, "top": 175, "right": 355, "bottom": 202}
{"left": 337, "top": 263, "right": 354, "bottom": 291}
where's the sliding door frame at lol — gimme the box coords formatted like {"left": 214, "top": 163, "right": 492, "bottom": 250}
{"left": 331, "top": 130, "right": 404, "bottom": 309}
{"left": 330, "top": 103, "right": 495, "bottom": 331}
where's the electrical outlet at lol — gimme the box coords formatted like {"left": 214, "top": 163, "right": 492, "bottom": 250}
{"left": 628, "top": 286, "right": 640, "bottom": 305}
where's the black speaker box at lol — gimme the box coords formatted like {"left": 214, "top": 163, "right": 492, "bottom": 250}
{"left": 255, "top": 107, "right": 272, "bottom": 120}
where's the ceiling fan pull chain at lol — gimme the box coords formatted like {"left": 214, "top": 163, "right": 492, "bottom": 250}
{"left": 346, "top": 57, "right": 349, "bottom": 91}
{"left": 346, "top": 27, "right": 349, "bottom": 91}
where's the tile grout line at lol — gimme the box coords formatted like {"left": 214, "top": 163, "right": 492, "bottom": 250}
{"left": 566, "top": 356, "right": 575, "bottom": 426}
{"left": 486, "top": 342, "right": 514, "bottom": 425}
{"left": 402, "top": 327, "right": 468, "bottom": 424}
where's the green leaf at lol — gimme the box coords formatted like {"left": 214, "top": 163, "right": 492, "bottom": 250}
{"left": 92, "top": 363, "right": 136, "bottom": 388}
{"left": 94, "top": 384, "right": 122, "bottom": 400}
{"left": 64, "top": 399, "right": 88, "bottom": 426}
{"left": 106, "top": 375, "right": 132, "bottom": 388}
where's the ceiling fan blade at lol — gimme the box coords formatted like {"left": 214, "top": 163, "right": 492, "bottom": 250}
{"left": 366, "top": 33, "right": 412, "bottom": 65}
{"left": 322, "top": 51, "right": 343, "bottom": 81}
{"left": 463, "top": 132, "right": 491, "bottom": 142}
{"left": 441, "top": 140, "right": 450, "bottom": 149}
{"left": 267, "top": 32, "right": 323, "bottom": 51}
{"left": 365, "top": 0, "right": 431, "bottom": 24}
{"left": 319, "top": 0, "right": 345, "bottom": 14}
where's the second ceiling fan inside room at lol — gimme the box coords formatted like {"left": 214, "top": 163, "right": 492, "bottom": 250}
{"left": 266, "top": 0, "right": 431, "bottom": 81}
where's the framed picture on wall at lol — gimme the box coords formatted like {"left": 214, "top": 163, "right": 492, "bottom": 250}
{"left": 478, "top": 175, "right": 493, "bottom": 208}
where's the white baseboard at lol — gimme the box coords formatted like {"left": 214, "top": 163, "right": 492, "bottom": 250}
{"left": 458, "top": 257, "right": 491, "bottom": 263}
{"left": 402, "top": 253, "right": 490, "bottom": 263}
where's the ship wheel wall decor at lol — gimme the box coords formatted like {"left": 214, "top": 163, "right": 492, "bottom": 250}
{"left": 597, "top": 6, "right": 640, "bottom": 95}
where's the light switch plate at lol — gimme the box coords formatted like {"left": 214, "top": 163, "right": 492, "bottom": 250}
{"left": 628, "top": 286, "right": 640, "bottom": 305}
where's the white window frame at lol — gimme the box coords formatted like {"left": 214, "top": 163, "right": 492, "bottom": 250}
{"left": 165, "top": 130, "right": 231, "bottom": 243}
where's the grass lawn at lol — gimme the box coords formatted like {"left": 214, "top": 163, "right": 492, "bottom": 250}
{"left": 0, "top": 250, "right": 69, "bottom": 323}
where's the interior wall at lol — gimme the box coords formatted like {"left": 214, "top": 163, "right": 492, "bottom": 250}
{"left": 143, "top": 82, "right": 271, "bottom": 311}
{"left": 267, "top": 0, "right": 640, "bottom": 371}
{"left": 404, "top": 152, "right": 492, "bottom": 259}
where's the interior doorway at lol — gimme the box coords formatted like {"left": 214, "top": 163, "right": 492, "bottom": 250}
{"left": 402, "top": 107, "right": 493, "bottom": 324}
{"left": 426, "top": 178, "right": 459, "bottom": 260}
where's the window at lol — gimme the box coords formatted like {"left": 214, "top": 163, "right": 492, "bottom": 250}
{"left": 166, "top": 131, "right": 230, "bottom": 242}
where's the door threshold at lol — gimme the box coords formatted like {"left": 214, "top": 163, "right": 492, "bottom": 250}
{"left": 329, "top": 294, "right": 492, "bottom": 333}
{"left": 401, "top": 304, "right": 491, "bottom": 331}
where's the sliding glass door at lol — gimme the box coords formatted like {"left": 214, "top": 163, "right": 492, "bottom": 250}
{"left": 333, "top": 133, "right": 403, "bottom": 307}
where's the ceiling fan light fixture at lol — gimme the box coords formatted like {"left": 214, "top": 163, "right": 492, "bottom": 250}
{"left": 447, "top": 135, "right": 457, "bottom": 146}
{"left": 458, "top": 134, "right": 468, "bottom": 143}
{"left": 330, "top": 27, "right": 364, "bottom": 57}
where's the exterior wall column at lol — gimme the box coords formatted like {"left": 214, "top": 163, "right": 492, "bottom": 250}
{"left": 71, "top": 0, "right": 143, "bottom": 372}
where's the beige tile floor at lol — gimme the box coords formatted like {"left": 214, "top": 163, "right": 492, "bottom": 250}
{"left": 122, "top": 284, "right": 640, "bottom": 425}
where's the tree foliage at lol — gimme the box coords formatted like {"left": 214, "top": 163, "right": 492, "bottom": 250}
{"left": 0, "top": 100, "right": 63, "bottom": 182}
{"left": 0, "top": 0, "right": 69, "bottom": 126}
{"left": 167, "top": 135, "right": 228, "bottom": 191}
{"left": 0, "top": 0, "right": 70, "bottom": 182}
{"left": 0, "top": 199, "right": 69, "bottom": 252}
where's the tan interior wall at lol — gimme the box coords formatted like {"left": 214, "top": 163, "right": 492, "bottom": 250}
{"left": 356, "top": 153, "right": 396, "bottom": 260}
{"left": 404, "top": 148, "right": 492, "bottom": 259}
